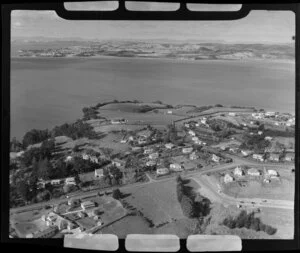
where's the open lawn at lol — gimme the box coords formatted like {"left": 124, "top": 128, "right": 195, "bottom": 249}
{"left": 121, "top": 179, "right": 185, "bottom": 226}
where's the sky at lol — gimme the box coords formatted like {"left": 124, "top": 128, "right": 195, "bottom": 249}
{"left": 11, "top": 2, "right": 295, "bottom": 43}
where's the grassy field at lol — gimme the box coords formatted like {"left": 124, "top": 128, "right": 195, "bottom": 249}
{"left": 121, "top": 179, "right": 185, "bottom": 226}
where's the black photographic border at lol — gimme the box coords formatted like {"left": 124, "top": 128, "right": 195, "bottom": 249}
{"left": 1, "top": 0, "right": 299, "bottom": 251}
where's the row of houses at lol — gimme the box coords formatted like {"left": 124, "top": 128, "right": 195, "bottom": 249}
{"left": 37, "top": 177, "right": 76, "bottom": 189}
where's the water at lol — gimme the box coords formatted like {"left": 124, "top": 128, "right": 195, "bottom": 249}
{"left": 10, "top": 57, "right": 295, "bottom": 140}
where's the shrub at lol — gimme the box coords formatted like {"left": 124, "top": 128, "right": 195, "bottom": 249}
{"left": 112, "top": 188, "right": 122, "bottom": 200}
{"left": 180, "top": 195, "right": 195, "bottom": 218}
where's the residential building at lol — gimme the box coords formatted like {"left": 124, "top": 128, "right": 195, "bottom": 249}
{"left": 241, "top": 150, "right": 252, "bottom": 157}
{"left": 65, "top": 156, "right": 73, "bottom": 162}
{"left": 247, "top": 168, "right": 261, "bottom": 176}
{"left": 267, "top": 169, "right": 278, "bottom": 177}
{"left": 33, "top": 226, "right": 58, "bottom": 238}
{"left": 50, "top": 179, "right": 62, "bottom": 186}
{"left": 128, "top": 136, "right": 134, "bottom": 141}
{"left": 184, "top": 123, "right": 190, "bottom": 128}
{"left": 149, "top": 152, "right": 159, "bottom": 160}
{"left": 229, "top": 147, "right": 239, "bottom": 153}
{"left": 285, "top": 153, "right": 294, "bottom": 162}
{"left": 169, "top": 163, "right": 183, "bottom": 171}
{"left": 165, "top": 143, "right": 174, "bottom": 149}
{"left": 167, "top": 110, "right": 173, "bottom": 114}
{"left": 146, "top": 160, "right": 157, "bottom": 167}
{"left": 228, "top": 112, "right": 236, "bottom": 116}
{"left": 189, "top": 152, "right": 198, "bottom": 160}
{"left": 269, "top": 153, "right": 280, "bottom": 162}
{"left": 81, "top": 201, "right": 96, "bottom": 210}
{"left": 258, "top": 131, "right": 263, "bottom": 135}
{"left": 94, "top": 168, "right": 104, "bottom": 178}
{"left": 112, "top": 159, "right": 126, "bottom": 168}
{"left": 224, "top": 174, "right": 234, "bottom": 183}
{"left": 264, "top": 136, "right": 273, "bottom": 141}
{"left": 188, "top": 130, "right": 196, "bottom": 136}
{"left": 144, "top": 148, "right": 154, "bottom": 154}
{"left": 212, "top": 154, "right": 220, "bottom": 163}
{"left": 120, "top": 139, "right": 127, "bottom": 144}
{"left": 65, "top": 177, "right": 76, "bottom": 185}
{"left": 234, "top": 166, "right": 244, "bottom": 177}
{"left": 253, "top": 154, "right": 265, "bottom": 162}
{"left": 265, "top": 111, "right": 276, "bottom": 117}
{"left": 182, "top": 147, "right": 193, "bottom": 154}
{"left": 192, "top": 136, "right": 199, "bottom": 142}
{"left": 156, "top": 168, "right": 169, "bottom": 176}
{"left": 111, "top": 118, "right": 127, "bottom": 124}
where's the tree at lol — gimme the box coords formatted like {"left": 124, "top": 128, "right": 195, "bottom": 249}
{"left": 37, "top": 158, "right": 52, "bottom": 180}
{"left": 180, "top": 195, "right": 195, "bottom": 218}
{"left": 112, "top": 188, "right": 122, "bottom": 200}
{"left": 22, "top": 129, "right": 50, "bottom": 148}
{"left": 17, "top": 181, "right": 31, "bottom": 202}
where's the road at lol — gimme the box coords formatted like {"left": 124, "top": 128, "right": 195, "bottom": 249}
{"left": 10, "top": 157, "right": 294, "bottom": 214}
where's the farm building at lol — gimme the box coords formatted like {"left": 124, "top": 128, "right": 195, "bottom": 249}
{"left": 94, "top": 168, "right": 104, "bottom": 178}
{"left": 269, "top": 153, "right": 280, "bottom": 162}
{"left": 234, "top": 166, "right": 244, "bottom": 177}
{"left": 212, "top": 154, "right": 220, "bottom": 163}
{"left": 65, "top": 177, "right": 76, "bottom": 185}
{"left": 253, "top": 154, "right": 265, "bottom": 162}
{"left": 81, "top": 201, "right": 96, "bottom": 210}
{"left": 247, "top": 168, "right": 261, "bottom": 176}
{"left": 156, "top": 168, "right": 169, "bottom": 176}
{"left": 224, "top": 174, "right": 234, "bottom": 184}
{"left": 182, "top": 147, "right": 193, "bottom": 154}
{"left": 165, "top": 143, "right": 174, "bottom": 149}
{"left": 285, "top": 153, "right": 294, "bottom": 162}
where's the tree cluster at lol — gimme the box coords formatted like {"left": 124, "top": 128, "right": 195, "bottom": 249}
{"left": 22, "top": 129, "right": 51, "bottom": 148}
{"left": 223, "top": 210, "right": 277, "bottom": 235}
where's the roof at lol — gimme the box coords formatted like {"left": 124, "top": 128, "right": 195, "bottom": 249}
{"left": 95, "top": 168, "right": 103, "bottom": 174}
{"left": 248, "top": 168, "right": 260, "bottom": 174}
{"left": 81, "top": 201, "right": 95, "bottom": 206}
{"left": 285, "top": 153, "right": 294, "bottom": 158}
{"left": 269, "top": 153, "right": 280, "bottom": 158}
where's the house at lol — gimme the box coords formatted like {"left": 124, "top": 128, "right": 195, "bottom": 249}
{"left": 194, "top": 140, "right": 202, "bottom": 145}
{"left": 188, "top": 130, "right": 196, "bottom": 136}
{"left": 264, "top": 136, "right": 273, "bottom": 141}
{"left": 82, "top": 153, "right": 90, "bottom": 160}
{"left": 258, "top": 131, "right": 263, "bottom": 135}
{"left": 167, "top": 110, "right": 173, "bottom": 114}
{"left": 111, "top": 118, "right": 126, "bottom": 124}
{"left": 247, "top": 168, "right": 261, "bottom": 176}
{"left": 182, "top": 147, "right": 193, "bottom": 154}
{"left": 241, "top": 150, "right": 252, "bottom": 157}
{"left": 165, "top": 143, "right": 174, "bottom": 149}
{"left": 275, "top": 122, "right": 279, "bottom": 126}
{"left": 65, "top": 156, "right": 73, "bottom": 162}
{"left": 189, "top": 152, "right": 198, "bottom": 160}
{"left": 156, "top": 168, "right": 169, "bottom": 176}
{"left": 112, "top": 159, "right": 126, "bottom": 168}
{"left": 131, "top": 146, "right": 142, "bottom": 151}
{"left": 184, "top": 123, "right": 190, "bottom": 128}
{"left": 94, "top": 168, "right": 104, "bottom": 178}
{"left": 138, "top": 139, "right": 147, "bottom": 145}
{"left": 212, "top": 154, "right": 220, "bottom": 163}
{"left": 50, "top": 179, "right": 62, "bottom": 186}
{"left": 267, "top": 169, "right": 278, "bottom": 177}
{"left": 229, "top": 147, "right": 239, "bottom": 153}
{"left": 265, "top": 111, "right": 276, "bottom": 117}
{"left": 234, "top": 166, "right": 244, "bottom": 177}
{"left": 65, "top": 177, "right": 76, "bottom": 185}
{"left": 224, "top": 174, "right": 234, "bottom": 183}
{"left": 192, "top": 136, "right": 199, "bottom": 142}
{"left": 144, "top": 148, "right": 154, "bottom": 154}
{"left": 285, "top": 153, "right": 294, "bottom": 162}
{"left": 47, "top": 212, "right": 57, "bottom": 222}
{"left": 128, "top": 136, "right": 134, "bottom": 141}
{"left": 228, "top": 112, "right": 236, "bottom": 116}
{"left": 146, "top": 160, "right": 157, "bottom": 167}
{"left": 81, "top": 201, "right": 96, "bottom": 210}
{"left": 149, "top": 152, "right": 159, "bottom": 160}
{"left": 169, "top": 163, "right": 183, "bottom": 171}
{"left": 120, "top": 139, "right": 127, "bottom": 144}
{"left": 253, "top": 154, "right": 265, "bottom": 162}
{"left": 269, "top": 153, "right": 280, "bottom": 162}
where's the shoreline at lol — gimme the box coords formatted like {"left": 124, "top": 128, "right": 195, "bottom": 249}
{"left": 11, "top": 55, "right": 295, "bottom": 64}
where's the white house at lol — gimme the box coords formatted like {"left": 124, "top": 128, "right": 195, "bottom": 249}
{"left": 253, "top": 154, "right": 265, "bottom": 162}
{"left": 94, "top": 168, "right": 104, "bottom": 178}
{"left": 264, "top": 136, "right": 273, "bottom": 141}
{"left": 275, "top": 122, "right": 279, "bottom": 126}
{"left": 128, "top": 136, "right": 134, "bottom": 141}
{"left": 156, "top": 168, "right": 169, "bottom": 176}
{"left": 189, "top": 152, "right": 198, "bottom": 160}
{"left": 241, "top": 150, "right": 252, "bottom": 157}
{"left": 188, "top": 130, "right": 196, "bottom": 136}
{"left": 247, "top": 168, "right": 261, "bottom": 176}
{"left": 65, "top": 177, "right": 76, "bottom": 185}
{"left": 65, "top": 156, "right": 73, "bottom": 162}
{"left": 269, "top": 153, "right": 280, "bottom": 162}
{"left": 120, "top": 139, "right": 127, "bottom": 144}
{"left": 184, "top": 123, "right": 190, "bottom": 128}
{"left": 224, "top": 174, "right": 234, "bottom": 184}
{"left": 265, "top": 111, "right": 276, "bottom": 117}
{"left": 169, "top": 163, "right": 183, "bottom": 171}
{"left": 212, "top": 154, "right": 220, "bottom": 163}
{"left": 146, "top": 160, "right": 157, "bottom": 167}
{"left": 149, "top": 153, "right": 159, "bottom": 160}
{"left": 267, "top": 169, "right": 278, "bottom": 177}
{"left": 229, "top": 147, "right": 239, "bottom": 153}
{"left": 167, "top": 110, "right": 173, "bottom": 114}
{"left": 182, "top": 147, "right": 193, "bottom": 154}
{"left": 234, "top": 166, "right": 244, "bottom": 177}
{"left": 165, "top": 143, "right": 174, "bottom": 149}
{"left": 50, "top": 179, "right": 62, "bottom": 186}
{"left": 192, "top": 136, "right": 199, "bottom": 142}
{"left": 111, "top": 118, "right": 126, "bottom": 124}
{"left": 228, "top": 112, "right": 236, "bottom": 117}
{"left": 285, "top": 153, "right": 294, "bottom": 162}
{"left": 258, "top": 131, "right": 263, "bottom": 135}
